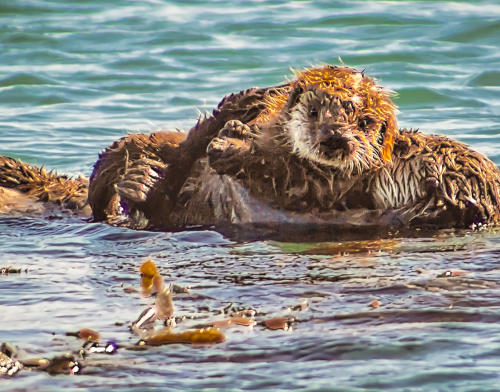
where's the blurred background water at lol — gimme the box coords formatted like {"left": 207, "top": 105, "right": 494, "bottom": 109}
{"left": 1, "top": 0, "right": 500, "bottom": 390}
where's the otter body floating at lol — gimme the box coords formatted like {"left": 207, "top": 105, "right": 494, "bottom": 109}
{"left": 1, "top": 65, "right": 499, "bottom": 238}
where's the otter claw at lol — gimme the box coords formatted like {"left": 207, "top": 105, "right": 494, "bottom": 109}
{"left": 218, "top": 120, "right": 254, "bottom": 139}
{"left": 116, "top": 180, "right": 149, "bottom": 203}
{"left": 126, "top": 169, "right": 161, "bottom": 187}
{"left": 116, "top": 158, "right": 167, "bottom": 206}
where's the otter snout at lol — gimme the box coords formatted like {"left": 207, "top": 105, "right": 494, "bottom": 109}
{"left": 318, "top": 127, "right": 351, "bottom": 154}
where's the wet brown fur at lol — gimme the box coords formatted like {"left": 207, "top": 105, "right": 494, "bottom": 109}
{"left": 207, "top": 66, "right": 500, "bottom": 228}
{"left": 88, "top": 131, "right": 186, "bottom": 222}
{"left": 0, "top": 155, "right": 89, "bottom": 215}
{"left": 1, "top": 65, "right": 499, "bottom": 231}
{"left": 0, "top": 84, "right": 283, "bottom": 226}
{"left": 87, "top": 85, "right": 286, "bottom": 227}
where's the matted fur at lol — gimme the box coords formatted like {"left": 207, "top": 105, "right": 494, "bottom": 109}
{"left": 207, "top": 65, "right": 500, "bottom": 228}
{"left": 1, "top": 65, "right": 500, "bottom": 233}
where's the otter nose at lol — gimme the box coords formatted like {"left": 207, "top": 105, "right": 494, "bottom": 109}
{"left": 319, "top": 127, "right": 350, "bottom": 153}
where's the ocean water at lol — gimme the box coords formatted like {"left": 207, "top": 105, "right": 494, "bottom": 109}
{"left": 1, "top": 0, "right": 500, "bottom": 390}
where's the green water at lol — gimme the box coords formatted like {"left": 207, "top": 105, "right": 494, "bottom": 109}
{"left": 1, "top": 1, "right": 500, "bottom": 391}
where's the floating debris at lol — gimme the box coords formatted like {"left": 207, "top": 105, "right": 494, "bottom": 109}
{"left": 211, "top": 316, "right": 256, "bottom": 329}
{"left": 138, "top": 327, "right": 226, "bottom": 346}
{"left": 140, "top": 259, "right": 160, "bottom": 296}
{"left": 0, "top": 343, "right": 22, "bottom": 376}
{"left": 369, "top": 299, "right": 381, "bottom": 308}
{"left": 231, "top": 309, "right": 256, "bottom": 318}
{"left": 66, "top": 328, "right": 100, "bottom": 342}
{"left": 171, "top": 284, "right": 190, "bottom": 294}
{"left": 437, "top": 270, "right": 467, "bottom": 278}
{"left": 221, "top": 302, "right": 234, "bottom": 314}
{"left": 261, "top": 317, "right": 294, "bottom": 330}
{"left": 0, "top": 266, "right": 26, "bottom": 274}
{"left": 1, "top": 342, "right": 81, "bottom": 376}
{"left": 19, "top": 357, "right": 50, "bottom": 370}
{"left": 43, "top": 354, "right": 82, "bottom": 375}
{"left": 0, "top": 353, "right": 22, "bottom": 376}
{"left": 133, "top": 259, "right": 175, "bottom": 330}
{"left": 83, "top": 341, "right": 117, "bottom": 355}
{"left": 289, "top": 299, "right": 308, "bottom": 312}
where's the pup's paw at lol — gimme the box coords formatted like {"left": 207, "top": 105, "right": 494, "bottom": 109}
{"left": 207, "top": 120, "right": 257, "bottom": 174}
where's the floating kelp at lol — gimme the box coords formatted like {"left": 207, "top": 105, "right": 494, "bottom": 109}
{"left": 66, "top": 328, "right": 100, "bottom": 342}
{"left": 0, "top": 343, "right": 22, "bottom": 376}
{"left": 211, "top": 316, "right": 256, "bottom": 328}
{"left": 138, "top": 327, "right": 225, "bottom": 346}
{"left": 140, "top": 259, "right": 159, "bottom": 295}
{"left": 19, "top": 357, "right": 50, "bottom": 369}
{"left": 0, "top": 266, "right": 27, "bottom": 274}
{"left": 1, "top": 345, "right": 81, "bottom": 376}
{"left": 261, "top": 317, "right": 294, "bottom": 330}
{"left": 133, "top": 259, "right": 175, "bottom": 330}
{"left": 42, "top": 354, "right": 82, "bottom": 375}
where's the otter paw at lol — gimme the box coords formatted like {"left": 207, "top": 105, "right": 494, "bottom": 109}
{"left": 207, "top": 120, "right": 257, "bottom": 174}
{"left": 115, "top": 158, "right": 167, "bottom": 207}
{"left": 218, "top": 120, "right": 256, "bottom": 139}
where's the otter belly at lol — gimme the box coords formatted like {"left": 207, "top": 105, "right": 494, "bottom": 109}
{"left": 169, "top": 166, "right": 396, "bottom": 240}
{"left": 171, "top": 168, "right": 292, "bottom": 227}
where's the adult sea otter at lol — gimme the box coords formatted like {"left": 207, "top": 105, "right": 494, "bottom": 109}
{"left": 1, "top": 65, "right": 499, "bottom": 239}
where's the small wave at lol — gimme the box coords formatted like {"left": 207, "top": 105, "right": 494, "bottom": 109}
{"left": 468, "top": 70, "right": 500, "bottom": 87}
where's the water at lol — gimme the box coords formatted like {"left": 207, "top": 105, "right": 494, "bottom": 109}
{"left": 1, "top": 0, "right": 500, "bottom": 390}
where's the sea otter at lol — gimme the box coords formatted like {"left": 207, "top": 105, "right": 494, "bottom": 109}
{"left": 1, "top": 65, "right": 499, "bottom": 239}
{"left": 204, "top": 66, "right": 500, "bottom": 230}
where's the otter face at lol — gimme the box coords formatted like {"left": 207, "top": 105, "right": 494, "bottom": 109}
{"left": 285, "top": 87, "right": 391, "bottom": 174}
{"left": 250, "top": 66, "right": 398, "bottom": 176}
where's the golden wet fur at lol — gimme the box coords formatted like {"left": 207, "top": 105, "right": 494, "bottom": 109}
{"left": 207, "top": 65, "right": 500, "bottom": 228}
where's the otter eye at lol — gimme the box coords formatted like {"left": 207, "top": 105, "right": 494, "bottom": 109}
{"left": 359, "top": 116, "right": 374, "bottom": 130}
{"left": 377, "top": 122, "right": 387, "bottom": 145}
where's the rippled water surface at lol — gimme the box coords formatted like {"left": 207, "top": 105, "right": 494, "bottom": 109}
{"left": 1, "top": 1, "right": 500, "bottom": 390}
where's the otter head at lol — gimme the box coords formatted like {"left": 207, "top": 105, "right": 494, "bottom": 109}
{"left": 281, "top": 66, "right": 398, "bottom": 175}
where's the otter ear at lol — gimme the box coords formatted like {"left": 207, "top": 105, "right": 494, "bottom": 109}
{"left": 286, "top": 85, "right": 304, "bottom": 109}
{"left": 381, "top": 115, "right": 398, "bottom": 164}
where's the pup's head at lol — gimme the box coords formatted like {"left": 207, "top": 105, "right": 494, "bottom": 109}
{"left": 257, "top": 66, "right": 398, "bottom": 175}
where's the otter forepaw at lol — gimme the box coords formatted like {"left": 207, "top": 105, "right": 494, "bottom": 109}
{"left": 207, "top": 120, "right": 257, "bottom": 175}
{"left": 218, "top": 120, "right": 256, "bottom": 139}
{"left": 116, "top": 158, "right": 167, "bottom": 206}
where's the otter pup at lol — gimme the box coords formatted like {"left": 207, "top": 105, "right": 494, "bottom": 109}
{"left": 1, "top": 65, "right": 499, "bottom": 237}
{"left": 206, "top": 66, "right": 500, "bottom": 229}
